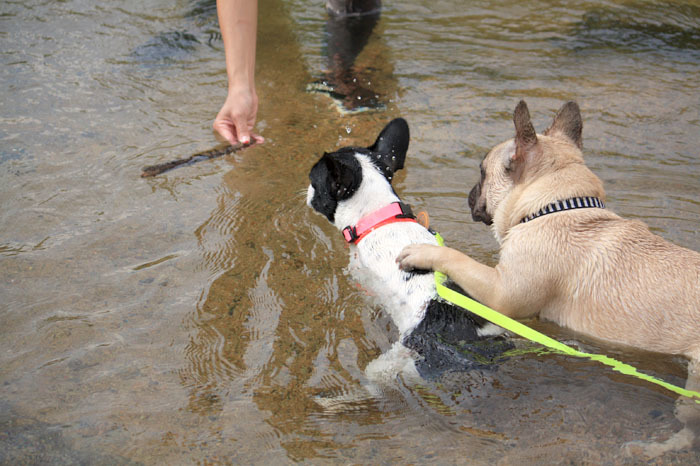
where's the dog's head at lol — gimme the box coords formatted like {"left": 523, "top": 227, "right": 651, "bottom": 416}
{"left": 307, "top": 118, "right": 410, "bottom": 227}
{"left": 468, "top": 100, "right": 585, "bottom": 227}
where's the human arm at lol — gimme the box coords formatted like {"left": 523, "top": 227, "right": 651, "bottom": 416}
{"left": 213, "top": 0, "right": 264, "bottom": 145}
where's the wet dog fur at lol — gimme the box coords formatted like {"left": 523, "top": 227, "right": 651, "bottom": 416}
{"left": 306, "top": 119, "right": 509, "bottom": 399}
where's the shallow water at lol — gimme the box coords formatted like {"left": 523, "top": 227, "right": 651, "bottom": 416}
{"left": 1, "top": 0, "right": 699, "bottom": 463}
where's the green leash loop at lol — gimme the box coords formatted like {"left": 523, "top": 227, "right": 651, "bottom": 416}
{"left": 432, "top": 233, "right": 700, "bottom": 403}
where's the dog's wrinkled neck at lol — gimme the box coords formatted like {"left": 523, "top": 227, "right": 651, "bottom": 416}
{"left": 497, "top": 173, "right": 606, "bottom": 242}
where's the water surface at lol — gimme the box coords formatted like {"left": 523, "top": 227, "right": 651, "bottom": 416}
{"left": 1, "top": 0, "right": 700, "bottom": 463}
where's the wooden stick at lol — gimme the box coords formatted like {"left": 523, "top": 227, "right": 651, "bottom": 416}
{"left": 141, "top": 141, "right": 253, "bottom": 177}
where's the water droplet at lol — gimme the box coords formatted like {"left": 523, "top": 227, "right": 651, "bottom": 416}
{"left": 345, "top": 126, "right": 352, "bottom": 134}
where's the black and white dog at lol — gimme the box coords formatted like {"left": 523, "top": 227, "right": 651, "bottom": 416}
{"left": 307, "top": 119, "right": 510, "bottom": 390}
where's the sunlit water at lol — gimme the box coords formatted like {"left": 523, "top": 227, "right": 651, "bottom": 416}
{"left": 1, "top": 0, "right": 699, "bottom": 463}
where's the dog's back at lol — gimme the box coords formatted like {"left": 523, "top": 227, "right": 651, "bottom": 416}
{"left": 515, "top": 208, "right": 700, "bottom": 358}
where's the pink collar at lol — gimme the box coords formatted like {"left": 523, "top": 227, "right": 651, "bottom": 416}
{"left": 342, "top": 202, "right": 417, "bottom": 244}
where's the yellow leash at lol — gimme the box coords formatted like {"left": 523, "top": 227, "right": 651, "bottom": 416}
{"left": 432, "top": 233, "right": 700, "bottom": 403}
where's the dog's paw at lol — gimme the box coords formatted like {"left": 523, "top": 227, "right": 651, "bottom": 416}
{"left": 396, "top": 243, "right": 441, "bottom": 272}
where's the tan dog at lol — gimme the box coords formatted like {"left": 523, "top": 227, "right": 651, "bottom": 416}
{"left": 397, "top": 100, "right": 700, "bottom": 457}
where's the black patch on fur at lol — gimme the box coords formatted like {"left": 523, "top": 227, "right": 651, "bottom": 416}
{"left": 403, "top": 269, "right": 432, "bottom": 280}
{"left": 308, "top": 150, "right": 363, "bottom": 222}
{"left": 368, "top": 118, "right": 409, "bottom": 182}
{"left": 403, "top": 284, "right": 514, "bottom": 379}
{"left": 308, "top": 118, "right": 410, "bottom": 222}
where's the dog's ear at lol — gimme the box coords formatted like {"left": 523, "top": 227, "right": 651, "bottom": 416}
{"left": 512, "top": 100, "right": 538, "bottom": 165}
{"left": 544, "top": 101, "right": 583, "bottom": 149}
{"left": 368, "top": 118, "right": 410, "bottom": 181}
{"left": 323, "top": 152, "right": 361, "bottom": 200}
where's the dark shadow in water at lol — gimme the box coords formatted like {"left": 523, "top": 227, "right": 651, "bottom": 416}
{"left": 561, "top": 1, "right": 700, "bottom": 58}
{"left": 128, "top": 0, "right": 221, "bottom": 66}
{"left": 308, "top": 11, "right": 385, "bottom": 113}
{"left": 130, "top": 31, "right": 202, "bottom": 64}
{"left": 185, "top": 0, "right": 218, "bottom": 22}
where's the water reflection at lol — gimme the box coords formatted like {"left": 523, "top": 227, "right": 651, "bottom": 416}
{"left": 179, "top": 3, "right": 396, "bottom": 460}
{"left": 183, "top": 151, "right": 389, "bottom": 459}
{"left": 312, "top": 11, "right": 385, "bottom": 112}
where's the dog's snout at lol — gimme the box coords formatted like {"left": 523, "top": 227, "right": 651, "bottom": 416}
{"left": 468, "top": 182, "right": 492, "bottom": 225}
{"left": 471, "top": 208, "right": 493, "bottom": 225}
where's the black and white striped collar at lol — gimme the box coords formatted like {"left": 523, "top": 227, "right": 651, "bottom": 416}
{"left": 520, "top": 196, "right": 605, "bottom": 224}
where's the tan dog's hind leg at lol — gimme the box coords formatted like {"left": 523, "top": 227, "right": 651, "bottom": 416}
{"left": 624, "top": 357, "right": 700, "bottom": 458}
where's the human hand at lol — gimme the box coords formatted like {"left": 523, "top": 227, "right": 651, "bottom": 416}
{"left": 213, "top": 86, "right": 264, "bottom": 146}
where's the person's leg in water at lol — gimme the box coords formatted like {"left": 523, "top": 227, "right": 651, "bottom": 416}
{"left": 309, "top": 0, "right": 384, "bottom": 114}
